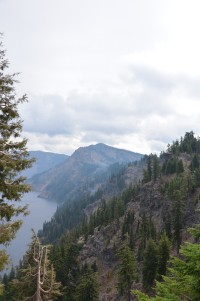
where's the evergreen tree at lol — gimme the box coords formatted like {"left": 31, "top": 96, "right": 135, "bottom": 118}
{"left": 0, "top": 35, "right": 34, "bottom": 275}
{"left": 176, "top": 159, "right": 184, "bottom": 174}
{"left": 134, "top": 224, "right": 200, "bottom": 301}
{"left": 142, "top": 239, "right": 158, "bottom": 292}
{"left": 147, "top": 155, "right": 152, "bottom": 181}
{"left": 152, "top": 155, "right": 160, "bottom": 181}
{"left": 117, "top": 242, "right": 136, "bottom": 301}
{"left": 50, "top": 242, "right": 80, "bottom": 301}
{"left": 157, "top": 233, "right": 170, "bottom": 280}
{"left": 172, "top": 191, "right": 183, "bottom": 254}
{"left": 190, "top": 154, "right": 200, "bottom": 171}
{"left": 75, "top": 268, "right": 99, "bottom": 301}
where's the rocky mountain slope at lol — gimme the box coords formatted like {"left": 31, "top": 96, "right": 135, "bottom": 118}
{"left": 3, "top": 132, "right": 200, "bottom": 301}
{"left": 40, "top": 132, "right": 200, "bottom": 301}
{"left": 73, "top": 132, "right": 200, "bottom": 300}
{"left": 29, "top": 143, "right": 143, "bottom": 202}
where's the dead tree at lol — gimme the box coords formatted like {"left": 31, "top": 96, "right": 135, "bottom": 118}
{"left": 23, "top": 231, "right": 61, "bottom": 301}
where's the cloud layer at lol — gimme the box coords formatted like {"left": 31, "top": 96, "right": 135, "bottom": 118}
{"left": 19, "top": 63, "right": 200, "bottom": 155}
{"left": 1, "top": 0, "right": 200, "bottom": 154}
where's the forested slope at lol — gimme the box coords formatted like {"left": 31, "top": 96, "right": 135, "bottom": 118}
{"left": 2, "top": 132, "right": 200, "bottom": 301}
{"left": 29, "top": 143, "right": 143, "bottom": 203}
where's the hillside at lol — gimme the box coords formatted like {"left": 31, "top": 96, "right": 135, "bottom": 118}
{"left": 3, "top": 132, "right": 200, "bottom": 301}
{"left": 29, "top": 143, "right": 143, "bottom": 202}
{"left": 23, "top": 151, "right": 68, "bottom": 179}
{"left": 39, "top": 131, "right": 200, "bottom": 300}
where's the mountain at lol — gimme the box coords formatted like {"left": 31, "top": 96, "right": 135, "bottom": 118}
{"left": 23, "top": 151, "right": 68, "bottom": 179}
{"left": 38, "top": 131, "right": 200, "bottom": 300}
{"left": 29, "top": 143, "right": 143, "bottom": 202}
{"left": 4, "top": 132, "right": 200, "bottom": 301}
{"left": 72, "top": 143, "right": 142, "bottom": 166}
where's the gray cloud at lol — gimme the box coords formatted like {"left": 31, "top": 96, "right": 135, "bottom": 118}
{"left": 130, "top": 65, "right": 176, "bottom": 92}
{"left": 19, "top": 60, "right": 200, "bottom": 155}
{"left": 20, "top": 94, "right": 75, "bottom": 136}
{"left": 17, "top": 64, "right": 183, "bottom": 154}
{"left": 2, "top": 0, "right": 200, "bottom": 154}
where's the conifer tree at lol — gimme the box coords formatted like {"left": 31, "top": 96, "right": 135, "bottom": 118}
{"left": 134, "top": 224, "right": 200, "bottom": 301}
{"left": 142, "top": 239, "right": 158, "bottom": 292}
{"left": 75, "top": 267, "right": 99, "bottom": 301}
{"left": 157, "top": 233, "right": 170, "bottom": 280}
{"left": 152, "top": 155, "right": 160, "bottom": 181}
{"left": 117, "top": 241, "right": 136, "bottom": 301}
{"left": 0, "top": 36, "right": 34, "bottom": 276}
{"left": 172, "top": 191, "right": 183, "bottom": 254}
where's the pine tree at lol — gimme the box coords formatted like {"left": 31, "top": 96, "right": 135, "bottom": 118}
{"left": 176, "top": 159, "right": 184, "bottom": 174}
{"left": 152, "top": 155, "right": 160, "bottom": 181}
{"left": 190, "top": 154, "right": 200, "bottom": 171}
{"left": 134, "top": 224, "right": 200, "bottom": 301}
{"left": 50, "top": 242, "right": 80, "bottom": 301}
{"left": 0, "top": 35, "right": 34, "bottom": 274}
{"left": 117, "top": 241, "right": 136, "bottom": 301}
{"left": 75, "top": 268, "right": 99, "bottom": 301}
{"left": 157, "top": 233, "right": 170, "bottom": 280}
{"left": 172, "top": 191, "right": 183, "bottom": 254}
{"left": 142, "top": 239, "right": 158, "bottom": 292}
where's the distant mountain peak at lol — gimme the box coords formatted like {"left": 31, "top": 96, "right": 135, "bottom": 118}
{"left": 30, "top": 143, "right": 143, "bottom": 202}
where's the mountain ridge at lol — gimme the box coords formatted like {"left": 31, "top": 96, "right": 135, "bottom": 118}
{"left": 29, "top": 143, "right": 143, "bottom": 202}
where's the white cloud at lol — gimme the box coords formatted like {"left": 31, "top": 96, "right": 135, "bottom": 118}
{"left": 2, "top": 0, "right": 200, "bottom": 154}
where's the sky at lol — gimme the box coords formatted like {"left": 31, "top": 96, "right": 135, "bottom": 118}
{"left": 1, "top": 0, "right": 200, "bottom": 155}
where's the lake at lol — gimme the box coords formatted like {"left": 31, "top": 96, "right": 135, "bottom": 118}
{"left": 3, "top": 191, "right": 57, "bottom": 272}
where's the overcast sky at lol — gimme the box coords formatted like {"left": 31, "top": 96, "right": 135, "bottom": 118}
{"left": 1, "top": 0, "right": 200, "bottom": 155}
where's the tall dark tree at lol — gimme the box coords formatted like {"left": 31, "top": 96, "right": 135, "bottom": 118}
{"left": 134, "top": 224, "right": 200, "bottom": 301}
{"left": 157, "top": 233, "right": 170, "bottom": 280}
{"left": 117, "top": 242, "right": 136, "bottom": 301}
{"left": 142, "top": 239, "right": 158, "bottom": 292}
{"left": 152, "top": 155, "right": 160, "bottom": 181}
{"left": 172, "top": 190, "right": 183, "bottom": 254}
{"left": 75, "top": 268, "right": 99, "bottom": 301}
{"left": 0, "top": 36, "right": 34, "bottom": 275}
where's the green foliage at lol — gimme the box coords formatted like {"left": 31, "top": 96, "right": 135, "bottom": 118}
{"left": 50, "top": 241, "right": 80, "bottom": 301}
{"left": 164, "top": 176, "right": 186, "bottom": 253}
{"left": 190, "top": 154, "right": 200, "bottom": 171}
{"left": 167, "top": 131, "right": 200, "bottom": 155}
{"left": 133, "top": 224, "right": 200, "bottom": 301}
{"left": 157, "top": 233, "right": 170, "bottom": 280}
{"left": 82, "top": 185, "right": 136, "bottom": 239}
{"left": 142, "top": 239, "right": 158, "bottom": 292}
{"left": 0, "top": 36, "right": 34, "bottom": 272}
{"left": 142, "top": 154, "right": 160, "bottom": 183}
{"left": 138, "top": 213, "right": 157, "bottom": 259}
{"left": 75, "top": 268, "right": 99, "bottom": 301}
{"left": 121, "top": 210, "right": 135, "bottom": 239}
{"left": 117, "top": 242, "right": 136, "bottom": 301}
{"left": 40, "top": 164, "right": 136, "bottom": 244}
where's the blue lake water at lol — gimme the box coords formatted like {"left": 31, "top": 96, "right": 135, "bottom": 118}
{"left": 3, "top": 191, "right": 57, "bottom": 271}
